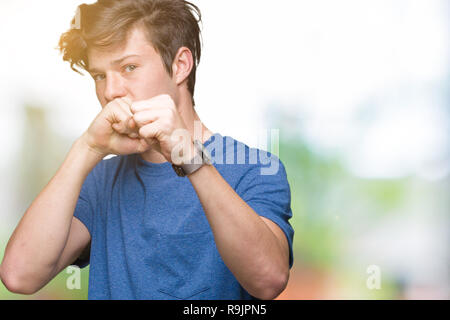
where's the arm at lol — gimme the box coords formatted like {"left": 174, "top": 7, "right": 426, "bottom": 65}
{"left": 0, "top": 98, "right": 148, "bottom": 295}
{"left": 129, "top": 95, "right": 291, "bottom": 300}
{"left": 188, "top": 165, "right": 290, "bottom": 300}
{"left": 0, "top": 137, "right": 102, "bottom": 294}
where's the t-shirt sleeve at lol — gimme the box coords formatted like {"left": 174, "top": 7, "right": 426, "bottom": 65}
{"left": 236, "top": 154, "right": 295, "bottom": 269}
{"left": 70, "top": 164, "right": 99, "bottom": 268}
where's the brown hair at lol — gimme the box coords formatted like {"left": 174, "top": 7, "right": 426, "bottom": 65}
{"left": 58, "top": 0, "right": 202, "bottom": 106}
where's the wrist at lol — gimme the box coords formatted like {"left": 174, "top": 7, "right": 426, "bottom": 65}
{"left": 77, "top": 133, "right": 107, "bottom": 162}
{"left": 171, "top": 139, "right": 196, "bottom": 166}
{"left": 172, "top": 139, "right": 213, "bottom": 178}
{"left": 55, "top": 134, "right": 105, "bottom": 180}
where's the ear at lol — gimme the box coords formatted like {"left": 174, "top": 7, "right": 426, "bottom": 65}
{"left": 172, "top": 47, "right": 194, "bottom": 86}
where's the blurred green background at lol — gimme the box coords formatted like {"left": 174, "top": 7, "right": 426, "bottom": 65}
{"left": 0, "top": 0, "right": 449, "bottom": 299}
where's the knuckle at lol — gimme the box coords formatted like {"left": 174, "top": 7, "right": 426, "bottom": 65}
{"left": 114, "top": 114, "right": 125, "bottom": 124}
{"left": 108, "top": 99, "right": 120, "bottom": 108}
{"left": 132, "top": 113, "right": 141, "bottom": 123}
{"left": 122, "top": 97, "right": 132, "bottom": 106}
{"left": 132, "top": 101, "right": 147, "bottom": 112}
{"left": 134, "top": 113, "right": 147, "bottom": 126}
{"left": 138, "top": 127, "right": 148, "bottom": 137}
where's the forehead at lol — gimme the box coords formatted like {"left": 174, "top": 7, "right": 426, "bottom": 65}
{"left": 87, "top": 26, "right": 159, "bottom": 69}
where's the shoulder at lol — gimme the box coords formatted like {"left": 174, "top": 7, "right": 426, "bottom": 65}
{"left": 208, "top": 133, "right": 288, "bottom": 187}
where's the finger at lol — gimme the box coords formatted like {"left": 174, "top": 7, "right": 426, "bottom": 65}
{"left": 141, "top": 137, "right": 158, "bottom": 148}
{"left": 130, "top": 100, "right": 151, "bottom": 114}
{"left": 130, "top": 98, "right": 167, "bottom": 114}
{"left": 110, "top": 109, "right": 129, "bottom": 131}
{"left": 128, "top": 117, "right": 137, "bottom": 130}
{"left": 133, "top": 109, "right": 162, "bottom": 128}
{"left": 139, "top": 122, "right": 161, "bottom": 143}
{"left": 140, "top": 137, "right": 161, "bottom": 154}
{"left": 116, "top": 99, "right": 135, "bottom": 129}
{"left": 121, "top": 96, "right": 133, "bottom": 107}
{"left": 138, "top": 138, "right": 151, "bottom": 153}
{"left": 116, "top": 98, "right": 133, "bottom": 116}
{"left": 111, "top": 134, "right": 150, "bottom": 155}
{"left": 128, "top": 132, "right": 139, "bottom": 139}
{"left": 111, "top": 100, "right": 137, "bottom": 135}
{"left": 113, "top": 122, "right": 134, "bottom": 137}
{"left": 117, "top": 99, "right": 142, "bottom": 136}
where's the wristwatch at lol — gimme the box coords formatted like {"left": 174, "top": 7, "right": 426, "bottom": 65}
{"left": 172, "top": 140, "right": 213, "bottom": 177}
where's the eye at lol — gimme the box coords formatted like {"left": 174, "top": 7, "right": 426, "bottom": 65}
{"left": 124, "top": 64, "right": 137, "bottom": 73}
{"left": 92, "top": 74, "right": 105, "bottom": 82}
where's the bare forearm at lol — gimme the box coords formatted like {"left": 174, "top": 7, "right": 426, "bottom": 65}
{"left": 1, "top": 134, "right": 102, "bottom": 288}
{"left": 188, "top": 165, "right": 288, "bottom": 299}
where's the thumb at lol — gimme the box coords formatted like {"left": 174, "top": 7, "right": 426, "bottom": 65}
{"left": 136, "top": 138, "right": 151, "bottom": 154}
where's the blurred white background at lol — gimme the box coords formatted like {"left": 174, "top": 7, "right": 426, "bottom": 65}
{"left": 0, "top": 1, "right": 448, "bottom": 174}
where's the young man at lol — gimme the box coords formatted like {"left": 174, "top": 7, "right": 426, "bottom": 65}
{"left": 0, "top": 0, "right": 294, "bottom": 300}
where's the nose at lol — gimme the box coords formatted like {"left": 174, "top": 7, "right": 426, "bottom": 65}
{"left": 103, "top": 73, "right": 128, "bottom": 103}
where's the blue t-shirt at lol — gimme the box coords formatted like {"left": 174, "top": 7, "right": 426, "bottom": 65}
{"left": 73, "top": 133, "right": 294, "bottom": 300}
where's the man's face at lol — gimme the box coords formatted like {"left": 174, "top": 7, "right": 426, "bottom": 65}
{"left": 87, "top": 26, "right": 177, "bottom": 108}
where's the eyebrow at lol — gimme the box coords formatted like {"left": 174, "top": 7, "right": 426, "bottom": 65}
{"left": 88, "top": 54, "right": 141, "bottom": 74}
{"left": 112, "top": 54, "right": 141, "bottom": 66}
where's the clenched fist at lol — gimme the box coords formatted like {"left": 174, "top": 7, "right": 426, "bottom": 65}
{"left": 80, "top": 95, "right": 196, "bottom": 164}
{"left": 131, "top": 94, "right": 195, "bottom": 165}
{"left": 81, "top": 97, "right": 151, "bottom": 156}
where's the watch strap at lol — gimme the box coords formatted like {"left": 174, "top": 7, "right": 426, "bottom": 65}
{"left": 172, "top": 140, "right": 212, "bottom": 177}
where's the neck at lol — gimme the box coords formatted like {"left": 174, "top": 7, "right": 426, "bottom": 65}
{"left": 140, "top": 93, "right": 213, "bottom": 164}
